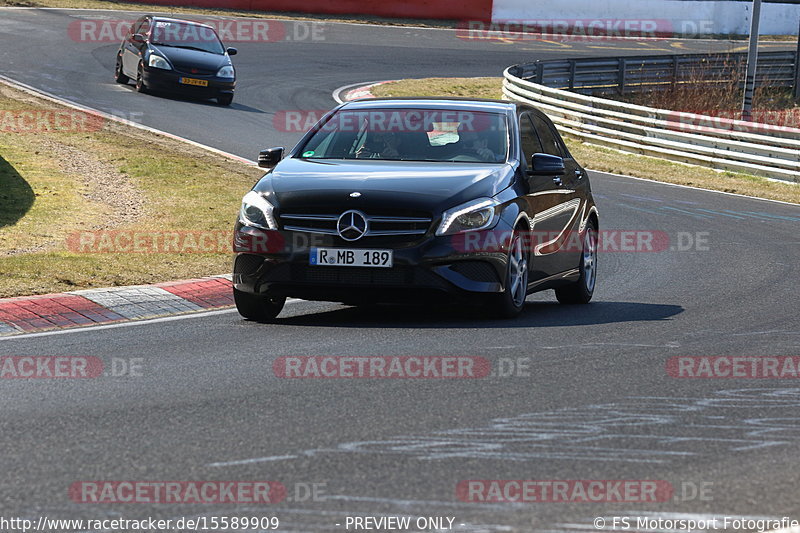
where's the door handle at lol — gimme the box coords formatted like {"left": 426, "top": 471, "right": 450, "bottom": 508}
{"left": 553, "top": 176, "right": 563, "bottom": 186}
{"left": 575, "top": 170, "right": 583, "bottom": 179}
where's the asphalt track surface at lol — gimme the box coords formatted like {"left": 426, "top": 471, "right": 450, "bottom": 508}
{"left": 1, "top": 8, "right": 800, "bottom": 533}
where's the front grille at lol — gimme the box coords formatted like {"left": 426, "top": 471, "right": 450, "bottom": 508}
{"left": 449, "top": 261, "right": 500, "bottom": 283}
{"left": 280, "top": 211, "right": 432, "bottom": 238}
{"left": 175, "top": 67, "right": 216, "bottom": 76}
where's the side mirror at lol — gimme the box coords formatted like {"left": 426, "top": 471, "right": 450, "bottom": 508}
{"left": 258, "top": 147, "right": 284, "bottom": 169}
{"left": 131, "top": 33, "right": 146, "bottom": 44}
{"left": 226, "top": 47, "right": 238, "bottom": 56}
{"left": 527, "top": 153, "right": 566, "bottom": 176}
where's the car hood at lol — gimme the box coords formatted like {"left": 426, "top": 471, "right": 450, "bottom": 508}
{"left": 151, "top": 45, "right": 229, "bottom": 72}
{"left": 255, "top": 158, "right": 515, "bottom": 215}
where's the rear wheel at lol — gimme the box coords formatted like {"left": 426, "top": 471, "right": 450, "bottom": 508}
{"left": 217, "top": 93, "right": 234, "bottom": 106}
{"left": 114, "top": 54, "right": 129, "bottom": 84}
{"left": 487, "top": 230, "right": 528, "bottom": 318}
{"left": 555, "top": 221, "right": 597, "bottom": 304}
{"left": 234, "top": 288, "right": 285, "bottom": 322}
{"left": 135, "top": 62, "right": 147, "bottom": 93}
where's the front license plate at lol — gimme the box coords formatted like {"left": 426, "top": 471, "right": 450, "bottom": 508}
{"left": 180, "top": 77, "right": 208, "bottom": 87}
{"left": 310, "top": 248, "right": 393, "bottom": 268}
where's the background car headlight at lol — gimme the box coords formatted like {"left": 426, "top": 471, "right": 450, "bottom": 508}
{"left": 216, "top": 65, "right": 235, "bottom": 78}
{"left": 148, "top": 54, "right": 171, "bottom": 70}
{"left": 239, "top": 191, "right": 277, "bottom": 230}
{"left": 436, "top": 198, "right": 499, "bottom": 236}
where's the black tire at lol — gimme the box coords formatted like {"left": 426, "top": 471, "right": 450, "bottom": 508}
{"left": 234, "top": 288, "right": 285, "bottom": 322}
{"left": 487, "top": 229, "right": 529, "bottom": 318}
{"left": 114, "top": 54, "right": 129, "bottom": 84}
{"left": 135, "top": 62, "right": 147, "bottom": 93}
{"left": 555, "top": 221, "right": 598, "bottom": 304}
{"left": 217, "top": 93, "right": 234, "bottom": 106}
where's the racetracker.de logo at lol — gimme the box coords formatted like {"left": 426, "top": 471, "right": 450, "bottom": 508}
{"left": 456, "top": 19, "right": 677, "bottom": 41}
{"left": 0, "top": 356, "right": 103, "bottom": 379}
{"left": 273, "top": 109, "right": 494, "bottom": 133}
{"left": 456, "top": 480, "right": 673, "bottom": 503}
{"left": 0, "top": 110, "right": 104, "bottom": 133}
{"left": 666, "top": 110, "right": 800, "bottom": 135}
{"left": 68, "top": 19, "right": 292, "bottom": 43}
{"left": 69, "top": 481, "right": 286, "bottom": 504}
{"left": 273, "top": 356, "right": 491, "bottom": 379}
{"left": 667, "top": 356, "right": 800, "bottom": 378}
{"left": 450, "top": 229, "right": 671, "bottom": 254}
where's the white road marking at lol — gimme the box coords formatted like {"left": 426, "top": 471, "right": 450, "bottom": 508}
{"left": 208, "top": 454, "right": 299, "bottom": 467}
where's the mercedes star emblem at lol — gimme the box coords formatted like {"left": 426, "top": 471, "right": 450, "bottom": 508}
{"left": 336, "top": 210, "right": 368, "bottom": 241}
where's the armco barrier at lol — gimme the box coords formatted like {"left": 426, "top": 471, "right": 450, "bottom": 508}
{"left": 512, "top": 51, "right": 797, "bottom": 96}
{"left": 503, "top": 65, "right": 800, "bottom": 183}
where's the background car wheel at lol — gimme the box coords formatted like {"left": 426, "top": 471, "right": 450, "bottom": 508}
{"left": 488, "top": 229, "right": 529, "bottom": 318}
{"left": 234, "top": 288, "right": 285, "bottom": 322}
{"left": 114, "top": 55, "right": 129, "bottom": 84}
{"left": 555, "top": 221, "right": 598, "bottom": 304}
{"left": 217, "top": 94, "right": 234, "bottom": 106}
{"left": 135, "top": 63, "right": 147, "bottom": 93}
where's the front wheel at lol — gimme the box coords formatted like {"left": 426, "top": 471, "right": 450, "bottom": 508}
{"left": 555, "top": 222, "right": 597, "bottom": 304}
{"left": 135, "top": 62, "right": 147, "bottom": 93}
{"left": 114, "top": 54, "right": 129, "bottom": 84}
{"left": 234, "top": 288, "right": 285, "bottom": 322}
{"left": 487, "top": 230, "right": 529, "bottom": 318}
{"left": 217, "top": 93, "right": 233, "bottom": 106}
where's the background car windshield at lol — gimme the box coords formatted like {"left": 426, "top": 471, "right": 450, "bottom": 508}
{"left": 300, "top": 108, "right": 509, "bottom": 163}
{"left": 151, "top": 21, "right": 225, "bottom": 55}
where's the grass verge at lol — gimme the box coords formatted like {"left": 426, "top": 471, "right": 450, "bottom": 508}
{"left": 371, "top": 77, "right": 800, "bottom": 204}
{"left": 0, "top": 82, "right": 262, "bottom": 298}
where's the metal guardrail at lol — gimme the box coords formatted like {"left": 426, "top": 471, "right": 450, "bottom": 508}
{"left": 503, "top": 62, "right": 800, "bottom": 182}
{"left": 508, "top": 51, "right": 798, "bottom": 96}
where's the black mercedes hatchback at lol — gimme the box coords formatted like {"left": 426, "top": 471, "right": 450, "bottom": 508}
{"left": 114, "top": 16, "right": 237, "bottom": 105}
{"left": 233, "top": 98, "right": 599, "bottom": 320}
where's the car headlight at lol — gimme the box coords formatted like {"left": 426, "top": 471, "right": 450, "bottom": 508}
{"left": 148, "top": 54, "right": 171, "bottom": 70}
{"left": 239, "top": 191, "right": 277, "bottom": 230}
{"left": 436, "top": 198, "right": 499, "bottom": 236}
{"left": 216, "top": 65, "right": 235, "bottom": 78}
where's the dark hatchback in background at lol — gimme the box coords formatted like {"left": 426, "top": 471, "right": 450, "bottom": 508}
{"left": 233, "top": 98, "right": 599, "bottom": 320}
{"left": 114, "top": 16, "right": 237, "bottom": 105}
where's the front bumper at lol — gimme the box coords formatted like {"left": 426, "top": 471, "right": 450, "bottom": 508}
{"left": 232, "top": 223, "right": 515, "bottom": 304}
{"left": 142, "top": 66, "right": 235, "bottom": 97}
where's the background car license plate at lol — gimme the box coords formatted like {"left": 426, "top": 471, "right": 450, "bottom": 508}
{"left": 180, "top": 77, "right": 208, "bottom": 87}
{"left": 310, "top": 248, "right": 393, "bottom": 268}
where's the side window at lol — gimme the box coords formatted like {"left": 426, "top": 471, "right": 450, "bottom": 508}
{"left": 519, "top": 114, "right": 542, "bottom": 167}
{"left": 138, "top": 18, "right": 151, "bottom": 37}
{"left": 532, "top": 114, "right": 563, "bottom": 157}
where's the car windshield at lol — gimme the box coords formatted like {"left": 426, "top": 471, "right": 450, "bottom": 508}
{"left": 299, "top": 108, "right": 509, "bottom": 163}
{"left": 151, "top": 21, "right": 225, "bottom": 55}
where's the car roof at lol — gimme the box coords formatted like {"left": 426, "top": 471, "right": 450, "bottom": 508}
{"left": 340, "top": 97, "right": 516, "bottom": 114}
{"left": 149, "top": 16, "right": 215, "bottom": 30}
